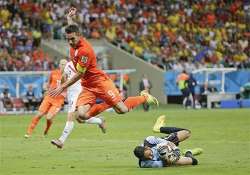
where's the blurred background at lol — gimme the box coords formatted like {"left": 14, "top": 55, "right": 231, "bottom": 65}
{"left": 0, "top": 0, "right": 250, "bottom": 113}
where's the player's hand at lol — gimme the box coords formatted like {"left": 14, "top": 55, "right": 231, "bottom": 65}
{"left": 168, "top": 149, "right": 181, "bottom": 163}
{"left": 66, "top": 7, "right": 77, "bottom": 19}
{"left": 48, "top": 87, "right": 64, "bottom": 97}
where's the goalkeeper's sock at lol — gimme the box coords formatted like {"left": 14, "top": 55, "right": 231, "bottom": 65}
{"left": 59, "top": 121, "right": 74, "bottom": 143}
{"left": 26, "top": 116, "right": 40, "bottom": 135}
{"left": 44, "top": 119, "right": 53, "bottom": 135}
{"left": 124, "top": 96, "right": 146, "bottom": 110}
{"left": 160, "top": 127, "right": 186, "bottom": 134}
{"left": 85, "top": 117, "right": 102, "bottom": 125}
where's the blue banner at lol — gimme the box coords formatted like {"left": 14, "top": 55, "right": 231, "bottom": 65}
{"left": 0, "top": 74, "right": 47, "bottom": 98}
{"left": 164, "top": 70, "right": 250, "bottom": 95}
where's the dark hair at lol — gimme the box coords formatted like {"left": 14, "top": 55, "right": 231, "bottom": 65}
{"left": 65, "top": 24, "right": 80, "bottom": 34}
{"left": 133, "top": 146, "right": 146, "bottom": 160}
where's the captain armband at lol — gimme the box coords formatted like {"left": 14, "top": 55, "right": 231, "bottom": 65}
{"left": 76, "top": 63, "right": 86, "bottom": 73}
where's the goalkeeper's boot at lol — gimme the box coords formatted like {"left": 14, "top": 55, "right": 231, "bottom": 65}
{"left": 98, "top": 117, "right": 107, "bottom": 134}
{"left": 183, "top": 148, "right": 203, "bottom": 156}
{"left": 153, "top": 115, "right": 166, "bottom": 133}
{"left": 140, "top": 90, "right": 159, "bottom": 107}
{"left": 51, "top": 139, "right": 63, "bottom": 149}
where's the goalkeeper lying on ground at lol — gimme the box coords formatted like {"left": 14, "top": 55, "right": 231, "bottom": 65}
{"left": 133, "top": 115, "right": 203, "bottom": 168}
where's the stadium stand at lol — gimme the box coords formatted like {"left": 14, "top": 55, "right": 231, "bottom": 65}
{"left": 1, "top": 0, "right": 249, "bottom": 71}
{"left": 0, "top": 0, "right": 249, "bottom": 109}
{"left": 56, "top": 0, "right": 249, "bottom": 70}
{"left": 1, "top": 0, "right": 249, "bottom": 72}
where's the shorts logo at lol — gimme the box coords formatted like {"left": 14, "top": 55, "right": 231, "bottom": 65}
{"left": 81, "top": 56, "right": 88, "bottom": 64}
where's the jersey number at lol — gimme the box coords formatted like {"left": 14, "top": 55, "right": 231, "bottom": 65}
{"left": 107, "top": 90, "right": 116, "bottom": 99}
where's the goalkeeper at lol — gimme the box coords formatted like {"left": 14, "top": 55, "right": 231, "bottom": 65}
{"left": 133, "top": 115, "right": 202, "bottom": 168}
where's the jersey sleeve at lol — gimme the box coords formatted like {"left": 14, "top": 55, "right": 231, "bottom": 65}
{"left": 140, "top": 160, "right": 164, "bottom": 168}
{"left": 64, "top": 63, "right": 70, "bottom": 77}
{"left": 145, "top": 136, "right": 168, "bottom": 145}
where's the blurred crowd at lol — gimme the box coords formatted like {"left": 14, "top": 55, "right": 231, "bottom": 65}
{"left": 0, "top": 0, "right": 250, "bottom": 72}
{"left": 0, "top": 0, "right": 57, "bottom": 71}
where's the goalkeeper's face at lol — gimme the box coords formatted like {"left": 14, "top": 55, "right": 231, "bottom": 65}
{"left": 144, "top": 147, "right": 153, "bottom": 160}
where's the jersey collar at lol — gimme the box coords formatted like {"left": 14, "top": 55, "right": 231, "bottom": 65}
{"left": 76, "top": 37, "right": 85, "bottom": 49}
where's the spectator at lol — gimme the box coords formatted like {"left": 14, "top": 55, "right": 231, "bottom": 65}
{"left": 139, "top": 74, "right": 152, "bottom": 111}
{"left": 22, "top": 85, "right": 38, "bottom": 111}
{"left": 1, "top": 0, "right": 249, "bottom": 72}
{"left": 0, "top": 88, "right": 13, "bottom": 111}
{"left": 240, "top": 82, "right": 250, "bottom": 99}
{"left": 176, "top": 70, "right": 190, "bottom": 108}
{"left": 187, "top": 73, "right": 197, "bottom": 108}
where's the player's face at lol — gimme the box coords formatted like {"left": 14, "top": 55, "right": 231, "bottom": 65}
{"left": 66, "top": 32, "right": 80, "bottom": 48}
{"left": 144, "top": 148, "right": 153, "bottom": 160}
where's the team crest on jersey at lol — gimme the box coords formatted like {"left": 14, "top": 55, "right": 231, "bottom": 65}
{"left": 81, "top": 56, "right": 88, "bottom": 64}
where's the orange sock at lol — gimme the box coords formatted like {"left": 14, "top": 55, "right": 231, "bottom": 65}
{"left": 124, "top": 96, "right": 146, "bottom": 110}
{"left": 44, "top": 119, "right": 52, "bottom": 135}
{"left": 26, "top": 116, "right": 40, "bottom": 135}
{"left": 86, "top": 103, "right": 110, "bottom": 118}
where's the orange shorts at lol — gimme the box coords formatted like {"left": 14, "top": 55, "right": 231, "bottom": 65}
{"left": 38, "top": 95, "right": 64, "bottom": 116}
{"left": 77, "top": 79, "right": 122, "bottom": 107}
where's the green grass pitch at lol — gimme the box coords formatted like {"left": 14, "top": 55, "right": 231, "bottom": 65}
{"left": 0, "top": 107, "right": 250, "bottom": 175}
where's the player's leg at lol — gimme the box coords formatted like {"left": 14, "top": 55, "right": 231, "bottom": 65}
{"left": 162, "top": 128, "right": 191, "bottom": 146}
{"left": 51, "top": 93, "right": 78, "bottom": 148}
{"left": 24, "top": 97, "right": 50, "bottom": 138}
{"left": 75, "top": 89, "right": 95, "bottom": 120}
{"left": 84, "top": 102, "right": 110, "bottom": 117}
{"left": 51, "top": 111, "right": 75, "bottom": 148}
{"left": 44, "top": 104, "right": 62, "bottom": 135}
{"left": 76, "top": 106, "right": 107, "bottom": 133}
{"left": 152, "top": 115, "right": 191, "bottom": 145}
{"left": 98, "top": 80, "right": 158, "bottom": 114}
{"left": 181, "top": 89, "right": 188, "bottom": 108}
{"left": 82, "top": 94, "right": 151, "bottom": 115}
{"left": 51, "top": 92, "right": 106, "bottom": 148}
{"left": 113, "top": 91, "right": 159, "bottom": 114}
{"left": 77, "top": 105, "right": 107, "bottom": 133}
{"left": 75, "top": 89, "right": 106, "bottom": 132}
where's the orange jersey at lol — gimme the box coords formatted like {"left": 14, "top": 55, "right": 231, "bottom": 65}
{"left": 48, "top": 69, "right": 62, "bottom": 89}
{"left": 47, "top": 69, "right": 65, "bottom": 100}
{"left": 70, "top": 37, "right": 109, "bottom": 87}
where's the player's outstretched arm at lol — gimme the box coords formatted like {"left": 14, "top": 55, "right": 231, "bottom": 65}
{"left": 61, "top": 73, "right": 67, "bottom": 84}
{"left": 62, "top": 72, "right": 82, "bottom": 89}
{"left": 66, "top": 7, "right": 77, "bottom": 25}
{"left": 174, "top": 156, "right": 194, "bottom": 165}
{"left": 49, "top": 72, "right": 82, "bottom": 97}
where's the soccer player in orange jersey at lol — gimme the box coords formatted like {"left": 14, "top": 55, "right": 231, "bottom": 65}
{"left": 24, "top": 59, "right": 67, "bottom": 138}
{"left": 49, "top": 8, "right": 159, "bottom": 124}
